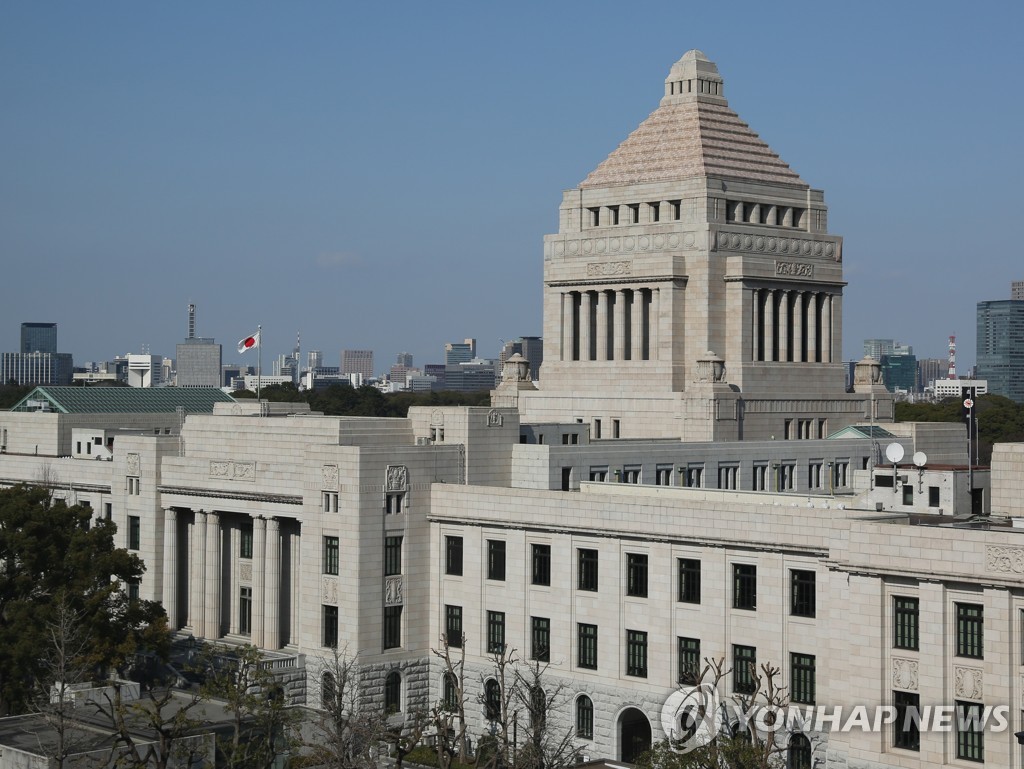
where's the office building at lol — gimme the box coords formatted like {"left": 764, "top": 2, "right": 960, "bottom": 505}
{"left": 127, "top": 354, "right": 163, "bottom": 388}
{"left": 444, "top": 339, "right": 476, "bottom": 365}
{"left": 880, "top": 353, "right": 917, "bottom": 393}
{"left": 20, "top": 322, "right": 57, "bottom": 354}
{"left": 863, "top": 338, "right": 912, "bottom": 361}
{"left": 1012, "top": 280, "right": 1024, "bottom": 301}
{"left": 1, "top": 352, "right": 74, "bottom": 386}
{"left": 341, "top": 349, "right": 374, "bottom": 380}
{"left": 175, "top": 305, "right": 222, "bottom": 388}
{"left": 976, "top": 299, "right": 1024, "bottom": 403}
{"left": 916, "top": 358, "right": 946, "bottom": 392}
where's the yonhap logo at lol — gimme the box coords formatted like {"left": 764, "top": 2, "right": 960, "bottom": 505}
{"left": 660, "top": 684, "right": 723, "bottom": 754}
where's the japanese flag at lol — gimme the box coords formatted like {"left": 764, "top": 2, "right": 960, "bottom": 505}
{"left": 237, "top": 331, "right": 260, "bottom": 354}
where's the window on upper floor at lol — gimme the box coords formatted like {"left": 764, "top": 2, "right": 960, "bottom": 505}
{"left": 578, "top": 548, "right": 598, "bottom": 591}
{"left": 445, "top": 536, "right": 463, "bottom": 576}
{"left": 733, "top": 564, "right": 756, "bottom": 610}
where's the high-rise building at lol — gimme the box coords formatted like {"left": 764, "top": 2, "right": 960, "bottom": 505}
{"left": 307, "top": 350, "right": 323, "bottom": 371}
{"left": 341, "top": 350, "right": 374, "bottom": 380}
{"left": 879, "top": 353, "right": 917, "bottom": 393}
{"left": 1, "top": 352, "right": 74, "bottom": 385}
{"left": 396, "top": 352, "right": 413, "bottom": 368}
{"left": 444, "top": 339, "right": 476, "bottom": 365}
{"left": 863, "top": 338, "right": 912, "bottom": 361}
{"left": 20, "top": 322, "right": 57, "bottom": 354}
{"left": 976, "top": 299, "right": 1024, "bottom": 403}
{"left": 916, "top": 357, "right": 946, "bottom": 391}
{"left": 1012, "top": 280, "right": 1024, "bottom": 301}
{"left": 175, "top": 304, "right": 222, "bottom": 388}
{"left": 127, "top": 354, "right": 163, "bottom": 388}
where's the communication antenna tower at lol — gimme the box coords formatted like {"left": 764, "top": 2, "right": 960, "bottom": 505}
{"left": 947, "top": 335, "right": 957, "bottom": 379}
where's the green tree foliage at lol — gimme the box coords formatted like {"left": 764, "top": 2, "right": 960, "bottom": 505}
{"left": 0, "top": 382, "right": 32, "bottom": 409}
{"left": 895, "top": 394, "right": 1024, "bottom": 464}
{"left": 231, "top": 383, "right": 491, "bottom": 417}
{"left": 0, "top": 485, "right": 168, "bottom": 714}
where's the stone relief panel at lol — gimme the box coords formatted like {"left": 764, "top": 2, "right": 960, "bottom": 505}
{"left": 126, "top": 453, "right": 140, "bottom": 475}
{"left": 775, "top": 261, "right": 814, "bottom": 278}
{"left": 386, "top": 465, "right": 408, "bottom": 492}
{"left": 891, "top": 658, "right": 919, "bottom": 692}
{"left": 208, "top": 460, "right": 256, "bottom": 482}
{"left": 322, "top": 577, "right": 338, "bottom": 604}
{"left": 385, "top": 576, "right": 403, "bottom": 606}
{"left": 210, "top": 461, "right": 230, "bottom": 479}
{"left": 954, "top": 666, "right": 983, "bottom": 701}
{"left": 486, "top": 409, "right": 504, "bottom": 427}
{"left": 986, "top": 545, "right": 1024, "bottom": 574}
{"left": 430, "top": 409, "right": 444, "bottom": 427}
{"left": 322, "top": 464, "right": 339, "bottom": 490}
{"left": 550, "top": 231, "right": 699, "bottom": 259}
{"left": 238, "top": 562, "right": 253, "bottom": 583}
{"left": 586, "top": 261, "right": 632, "bottom": 277}
{"left": 715, "top": 230, "right": 839, "bottom": 261}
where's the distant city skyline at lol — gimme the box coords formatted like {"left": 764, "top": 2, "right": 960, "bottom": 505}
{"left": 3, "top": 3, "right": 1022, "bottom": 370}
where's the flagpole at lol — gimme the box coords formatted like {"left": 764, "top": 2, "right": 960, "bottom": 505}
{"left": 257, "top": 324, "right": 262, "bottom": 406}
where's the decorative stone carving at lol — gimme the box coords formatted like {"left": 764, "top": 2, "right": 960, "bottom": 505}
{"left": 487, "top": 409, "right": 504, "bottom": 427}
{"left": 386, "top": 465, "right": 408, "bottom": 492}
{"left": 986, "top": 545, "right": 1024, "bottom": 574}
{"left": 322, "top": 577, "right": 338, "bottom": 604}
{"left": 853, "top": 356, "right": 883, "bottom": 386}
{"left": 715, "top": 231, "right": 839, "bottom": 261}
{"left": 209, "top": 460, "right": 256, "bottom": 482}
{"left": 239, "top": 562, "right": 253, "bottom": 582}
{"left": 501, "top": 353, "right": 530, "bottom": 384}
{"left": 693, "top": 351, "right": 726, "bottom": 384}
{"left": 548, "top": 232, "right": 697, "bottom": 260}
{"left": 322, "top": 464, "right": 339, "bottom": 490}
{"left": 954, "top": 666, "right": 983, "bottom": 701}
{"left": 430, "top": 409, "right": 444, "bottom": 427}
{"left": 586, "top": 261, "right": 632, "bottom": 277}
{"left": 385, "top": 576, "right": 403, "bottom": 606}
{"left": 891, "top": 658, "right": 919, "bottom": 691}
{"left": 775, "top": 261, "right": 814, "bottom": 278}
{"left": 210, "top": 461, "right": 230, "bottom": 478}
{"left": 126, "top": 453, "right": 140, "bottom": 475}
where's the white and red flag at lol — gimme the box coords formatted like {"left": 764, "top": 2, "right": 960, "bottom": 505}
{"left": 237, "top": 331, "right": 260, "bottom": 354}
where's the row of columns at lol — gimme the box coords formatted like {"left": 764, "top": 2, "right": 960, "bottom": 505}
{"left": 162, "top": 509, "right": 283, "bottom": 649}
{"left": 587, "top": 200, "right": 681, "bottom": 228}
{"left": 752, "top": 288, "right": 833, "bottom": 363}
{"left": 561, "top": 287, "right": 659, "bottom": 362}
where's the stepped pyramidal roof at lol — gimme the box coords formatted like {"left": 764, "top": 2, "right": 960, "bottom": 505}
{"left": 580, "top": 50, "right": 806, "bottom": 189}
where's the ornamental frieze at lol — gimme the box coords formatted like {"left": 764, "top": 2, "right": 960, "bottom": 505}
{"left": 986, "top": 545, "right": 1024, "bottom": 574}
{"left": 208, "top": 460, "right": 256, "bottom": 482}
{"left": 549, "top": 231, "right": 699, "bottom": 259}
{"left": 715, "top": 231, "right": 839, "bottom": 261}
{"left": 586, "top": 261, "right": 632, "bottom": 277}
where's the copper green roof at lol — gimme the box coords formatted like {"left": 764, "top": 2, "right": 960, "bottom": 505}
{"left": 826, "top": 425, "right": 896, "bottom": 440}
{"left": 8, "top": 387, "right": 234, "bottom": 414}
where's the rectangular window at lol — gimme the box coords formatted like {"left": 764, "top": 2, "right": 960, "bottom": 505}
{"left": 790, "top": 570, "right": 816, "bottom": 618}
{"left": 127, "top": 580, "right": 140, "bottom": 602}
{"left": 588, "top": 466, "right": 608, "bottom": 482}
{"left": 718, "top": 464, "right": 738, "bottom": 490}
{"left": 833, "top": 460, "right": 849, "bottom": 488}
{"left": 128, "top": 516, "right": 140, "bottom": 550}
{"left": 893, "top": 690, "right": 920, "bottom": 751}
{"left": 239, "top": 587, "right": 252, "bottom": 635}
{"left": 626, "top": 553, "right": 648, "bottom": 598}
{"left": 487, "top": 540, "right": 506, "bottom": 581}
{"left": 385, "top": 491, "right": 405, "bottom": 514}
{"left": 733, "top": 645, "right": 756, "bottom": 694}
{"left": 240, "top": 527, "right": 253, "bottom": 559}
{"left": 956, "top": 603, "right": 984, "bottom": 659}
{"left": 593, "top": 419, "right": 602, "bottom": 439}
{"left": 487, "top": 610, "right": 506, "bottom": 654}
{"left": 323, "top": 605, "right": 339, "bottom": 648}
{"left": 445, "top": 535, "right": 463, "bottom": 576}
{"left": 531, "top": 616, "right": 550, "bottom": 662}
{"left": 384, "top": 535, "right": 403, "bottom": 576}
{"left": 578, "top": 548, "right": 598, "bottom": 591}
{"left": 733, "top": 563, "right": 756, "bottom": 610}
{"left": 383, "top": 606, "right": 402, "bottom": 649}
{"left": 956, "top": 700, "right": 984, "bottom": 762}
{"left": 626, "top": 630, "right": 648, "bottom": 677}
{"left": 678, "top": 558, "right": 701, "bottom": 604}
{"left": 323, "top": 536, "right": 340, "bottom": 575}
{"left": 622, "top": 465, "right": 640, "bottom": 483}
{"left": 790, "top": 653, "right": 816, "bottom": 705}
{"left": 685, "top": 465, "right": 703, "bottom": 488}
{"left": 893, "top": 597, "right": 919, "bottom": 650}
{"left": 928, "top": 486, "right": 940, "bottom": 507}
{"left": 578, "top": 623, "right": 598, "bottom": 670}
{"left": 127, "top": 477, "right": 140, "bottom": 495}
{"left": 678, "top": 637, "right": 701, "bottom": 685}
{"left": 445, "top": 605, "right": 463, "bottom": 648}
{"left": 902, "top": 485, "right": 914, "bottom": 505}
{"left": 104, "top": 503, "right": 112, "bottom": 521}
{"left": 322, "top": 491, "right": 338, "bottom": 512}
{"left": 752, "top": 463, "right": 768, "bottom": 491}
{"left": 532, "top": 544, "right": 551, "bottom": 586}
{"left": 655, "top": 465, "right": 673, "bottom": 486}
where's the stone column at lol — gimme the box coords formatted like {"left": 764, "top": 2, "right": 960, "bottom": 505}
{"left": 204, "top": 512, "right": 221, "bottom": 639}
{"left": 251, "top": 516, "right": 266, "bottom": 647}
{"left": 162, "top": 508, "right": 178, "bottom": 630}
{"left": 265, "top": 517, "right": 281, "bottom": 650}
{"left": 190, "top": 511, "right": 207, "bottom": 637}
{"left": 821, "top": 294, "right": 832, "bottom": 363}
{"left": 630, "top": 289, "right": 644, "bottom": 360}
{"left": 562, "top": 292, "right": 574, "bottom": 361}
{"left": 748, "top": 203, "right": 761, "bottom": 224}
{"left": 613, "top": 290, "right": 627, "bottom": 361}
{"left": 807, "top": 293, "right": 818, "bottom": 363}
{"left": 778, "top": 291, "right": 790, "bottom": 362}
{"left": 765, "top": 205, "right": 777, "bottom": 226}
{"left": 751, "top": 289, "right": 760, "bottom": 361}
{"left": 579, "top": 292, "right": 593, "bottom": 361}
{"left": 793, "top": 292, "right": 805, "bottom": 363}
{"left": 764, "top": 290, "right": 775, "bottom": 362}
{"left": 649, "top": 288, "right": 659, "bottom": 360}
{"left": 596, "top": 290, "right": 609, "bottom": 361}
{"left": 781, "top": 207, "right": 793, "bottom": 227}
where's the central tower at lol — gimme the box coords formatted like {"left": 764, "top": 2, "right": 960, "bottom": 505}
{"left": 518, "top": 50, "right": 888, "bottom": 440}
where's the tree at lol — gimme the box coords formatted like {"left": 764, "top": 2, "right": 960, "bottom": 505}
{"left": 199, "top": 644, "right": 300, "bottom": 769}
{"left": 0, "top": 485, "right": 169, "bottom": 714}
{"left": 431, "top": 631, "right": 470, "bottom": 769}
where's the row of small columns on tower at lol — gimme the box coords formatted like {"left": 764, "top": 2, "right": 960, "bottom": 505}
{"left": 585, "top": 200, "right": 681, "bottom": 228}
{"left": 752, "top": 288, "right": 834, "bottom": 363}
{"left": 162, "top": 509, "right": 283, "bottom": 650}
{"left": 561, "top": 288, "right": 659, "bottom": 362}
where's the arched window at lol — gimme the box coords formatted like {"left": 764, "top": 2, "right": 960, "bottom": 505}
{"left": 442, "top": 672, "right": 459, "bottom": 711}
{"left": 788, "top": 733, "right": 812, "bottom": 769}
{"left": 484, "top": 678, "right": 501, "bottom": 721}
{"left": 385, "top": 671, "right": 402, "bottom": 713}
{"left": 576, "top": 695, "right": 594, "bottom": 739}
{"left": 322, "top": 671, "right": 336, "bottom": 710}
{"left": 530, "top": 685, "right": 546, "bottom": 733}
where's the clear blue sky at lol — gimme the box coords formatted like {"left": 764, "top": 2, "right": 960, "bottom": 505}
{"left": 2, "top": 1, "right": 1021, "bottom": 372}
